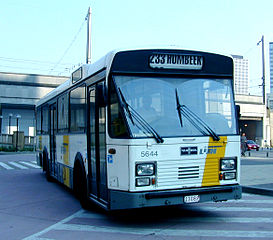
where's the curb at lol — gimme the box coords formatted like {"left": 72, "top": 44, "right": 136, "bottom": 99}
{"left": 242, "top": 186, "right": 273, "bottom": 197}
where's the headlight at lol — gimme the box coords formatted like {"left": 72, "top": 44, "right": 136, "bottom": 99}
{"left": 136, "top": 177, "right": 150, "bottom": 186}
{"left": 223, "top": 172, "right": 236, "bottom": 180}
{"left": 136, "top": 163, "right": 155, "bottom": 176}
{"left": 220, "top": 159, "right": 236, "bottom": 171}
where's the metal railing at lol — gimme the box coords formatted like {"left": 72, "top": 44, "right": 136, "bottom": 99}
{"left": 0, "top": 133, "right": 35, "bottom": 151}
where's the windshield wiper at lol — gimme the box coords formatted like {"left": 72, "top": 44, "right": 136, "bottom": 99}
{"left": 175, "top": 89, "right": 183, "bottom": 127}
{"left": 118, "top": 88, "right": 164, "bottom": 143}
{"left": 118, "top": 88, "right": 135, "bottom": 125}
{"left": 175, "top": 89, "right": 220, "bottom": 141}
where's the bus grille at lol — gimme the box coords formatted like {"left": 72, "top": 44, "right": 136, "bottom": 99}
{"left": 156, "top": 160, "right": 203, "bottom": 188}
{"left": 178, "top": 166, "right": 199, "bottom": 179}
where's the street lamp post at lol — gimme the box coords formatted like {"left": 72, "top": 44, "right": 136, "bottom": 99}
{"left": 0, "top": 115, "right": 3, "bottom": 134}
{"left": 8, "top": 113, "right": 13, "bottom": 135}
{"left": 15, "top": 114, "right": 21, "bottom": 152}
{"left": 257, "top": 35, "right": 266, "bottom": 105}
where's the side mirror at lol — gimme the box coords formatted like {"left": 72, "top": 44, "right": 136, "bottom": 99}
{"left": 97, "top": 83, "right": 108, "bottom": 107}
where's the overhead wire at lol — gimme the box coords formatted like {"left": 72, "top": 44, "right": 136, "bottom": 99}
{"left": 48, "top": 17, "right": 87, "bottom": 75}
{"left": 0, "top": 56, "right": 72, "bottom": 66}
{"left": 0, "top": 64, "right": 67, "bottom": 74}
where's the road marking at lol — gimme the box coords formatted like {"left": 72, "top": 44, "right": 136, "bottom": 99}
{"left": 0, "top": 162, "right": 14, "bottom": 170}
{"left": 166, "top": 217, "right": 273, "bottom": 223}
{"left": 197, "top": 206, "right": 273, "bottom": 212}
{"left": 79, "top": 211, "right": 273, "bottom": 223}
{"left": 55, "top": 223, "right": 273, "bottom": 238}
{"left": 23, "top": 207, "right": 273, "bottom": 239}
{"left": 0, "top": 161, "right": 40, "bottom": 170}
{"left": 201, "top": 199, "right": 273, "bottom": 204}
{"left": 22, "top": 194, "right": 273, "bottom": 239}
{"left": 231, "top": 199, "right": 273, "bottom": 204}
{"left": 21, "top": 161, "right": 41, "bottom": 169}
{"left": 9, "top": 161, "right": 28, "bottom": 169}
{"left": 22, "top": 210, "right": 85, "bottom": 240}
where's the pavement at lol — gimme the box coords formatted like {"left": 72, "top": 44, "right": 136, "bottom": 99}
{"left": 241, "top": 148, "right": 273, "bottom": 196}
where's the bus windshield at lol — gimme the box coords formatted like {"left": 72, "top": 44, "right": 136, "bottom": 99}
{"left": 111, "top": 76, "right": 237, "bottom": 138}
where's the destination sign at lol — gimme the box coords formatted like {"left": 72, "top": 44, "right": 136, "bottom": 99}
{"left": 149, "top": 53, "right": 203, "bottom": 70}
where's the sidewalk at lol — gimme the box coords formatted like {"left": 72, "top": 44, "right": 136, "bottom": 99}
{"left": 241, "top": 148, "right": 273, "bottom": 196}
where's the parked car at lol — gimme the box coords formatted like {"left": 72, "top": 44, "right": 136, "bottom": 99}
{"left": 246, "top": 140, "right": 260, "bottom": 151}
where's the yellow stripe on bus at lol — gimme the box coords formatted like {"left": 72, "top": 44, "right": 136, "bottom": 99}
{"left": 63, "top": 135, "right": 70, "bottom": 187}
{"left": 202, "top": 136, "right": 227, "bottom": 187}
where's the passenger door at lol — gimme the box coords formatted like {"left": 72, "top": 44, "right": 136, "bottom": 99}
{"left": 87, "top": 83, "right": 108, "bottom": 203}
{"left": 49, "top": 103, "right": 57, "bottom": 177}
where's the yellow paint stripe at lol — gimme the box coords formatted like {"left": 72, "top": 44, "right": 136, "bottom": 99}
{"left": 63, "top": 135, "right": 69, "bottom": 165}
{"left": 63, "top": 135, "right": 70, "bottom": 187}
{"left": 202, "top": 136, "right": 227, "bottom": 187}
{"left": 63, "top": 167, "right": 70, "bottom": 188}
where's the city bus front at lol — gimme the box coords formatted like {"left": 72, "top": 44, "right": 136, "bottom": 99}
{"left": 106, "top": 49, "right": 242, "bottom": 209}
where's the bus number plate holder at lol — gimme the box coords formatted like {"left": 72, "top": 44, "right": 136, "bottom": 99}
{"left": 184, "top": 195, "right": 200, "bottom": 203}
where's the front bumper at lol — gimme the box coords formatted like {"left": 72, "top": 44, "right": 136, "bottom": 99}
{"left": 109, "top": 184, "right": 242, "bottom": 210}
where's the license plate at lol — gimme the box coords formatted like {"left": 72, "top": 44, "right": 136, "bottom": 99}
{"left": 184, "top": 195, "right": 200, "bottom": 203}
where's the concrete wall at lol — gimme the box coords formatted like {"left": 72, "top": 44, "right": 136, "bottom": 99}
{"left": 0, "top": 72, "right": 69, "bottom": 135}
{"left": 0, "top": 72, "right": 68, "bottom": 106}
{"left": 235, "top": 94, "right": 269, "bottom": 147}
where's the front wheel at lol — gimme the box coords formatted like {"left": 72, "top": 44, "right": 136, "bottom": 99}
{"left": 73, "top": 163, "right": 89, "bottom": 209}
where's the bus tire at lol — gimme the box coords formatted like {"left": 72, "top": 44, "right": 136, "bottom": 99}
{"left": 43, "top": 151, "right": 52, "bottom": 182}
{"left": 73, "top": 160, "right": 89, "bottom": 209}
{"left": 42, "top": 151, "right": 46, "bottom": 172}
{"left": 39, "top": 153, "right": 43, "bottom": 169}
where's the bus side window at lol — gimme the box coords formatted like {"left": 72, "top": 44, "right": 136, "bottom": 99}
{"left": 42, "top": 106, "right": 49, "bottom": 134}
{"left": 58, "top": 93, "right": 69, "bottom": 132}
{"left": 70, "top": 85, "right": 86, "bottom": 132}
{"left": 36, "top": 107, "right": 41, "bottom": 135}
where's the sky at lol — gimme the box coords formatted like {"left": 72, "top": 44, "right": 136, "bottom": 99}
{"left": 1, "top": 0, "right": 273, "bottom": 95}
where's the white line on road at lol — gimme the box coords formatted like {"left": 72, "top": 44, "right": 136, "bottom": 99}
{"left": 55, "top": 223, "right": 273, "bottom": 238}
{"left": 22, "top": 210, "right": 85, "bottom": 240}
{"left": 198, "top": 206, "right": 273, "bottom": 212}
{"left": 0, "top": 162, "right": 14, "bottom": 170}
{"left": 22, "top": 207, "right": 273, "bottom": 240}
{"left": 229, "top": 199, "right": 273, "bottom": 204}
{"left": 21, "top": 195, "right": 273, "bottom": 239}
{"left": 9, "top": 161, "right": 28, "bottom": 169}
{"left": 78, "top": 211, "right": 273, "bottom": 223}
{"left": 21, "top": 161, "right": 41, "bottom": 169}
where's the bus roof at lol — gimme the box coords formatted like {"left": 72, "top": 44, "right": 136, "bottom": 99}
{"left": 36, "top": 51, "right": 111, "bottom": 107}
{"left": 36, "top": 46, "right": 232, "bottom": 107}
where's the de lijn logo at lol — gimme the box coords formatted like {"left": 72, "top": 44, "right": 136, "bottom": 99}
{"left": 200, "top": 146, "right": 222, "bottom": 155}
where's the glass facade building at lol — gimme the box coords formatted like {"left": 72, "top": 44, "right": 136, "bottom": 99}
{"left": 231, "top": 55, "right": 249, "bottom": 95}
{"left": 269, "top": 42, "right": 273, "bottom": 94}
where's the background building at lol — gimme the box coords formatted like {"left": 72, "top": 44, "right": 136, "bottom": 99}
{"left": 232, "top": 55, "right": 249, "bottom": 95}
{"left": 232, "top": 54, "right": 269, "bottom": 147}
{"left": 269, "top": 42, "right": 273, "bottom": 94}
{"left": 0, "top": 72, "right": 68, "bottom": 136}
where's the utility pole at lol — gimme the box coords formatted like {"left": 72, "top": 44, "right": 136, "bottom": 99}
{"left": 86, "top": 7, "right": 92, "bottom": 64}
{"left": 258, "top": 35, "right": 266, "bottom": 105}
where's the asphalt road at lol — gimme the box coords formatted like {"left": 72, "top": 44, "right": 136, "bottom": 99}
{"left": 2, "top": 153, "right": 273, "bottom": 240}
{"left": 0, "top": 153, "right": 81, "bottom": 240}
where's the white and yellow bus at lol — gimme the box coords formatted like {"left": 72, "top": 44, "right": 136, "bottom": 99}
{"left": 36, "top": 47, "right": 242, "bottom": 210}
